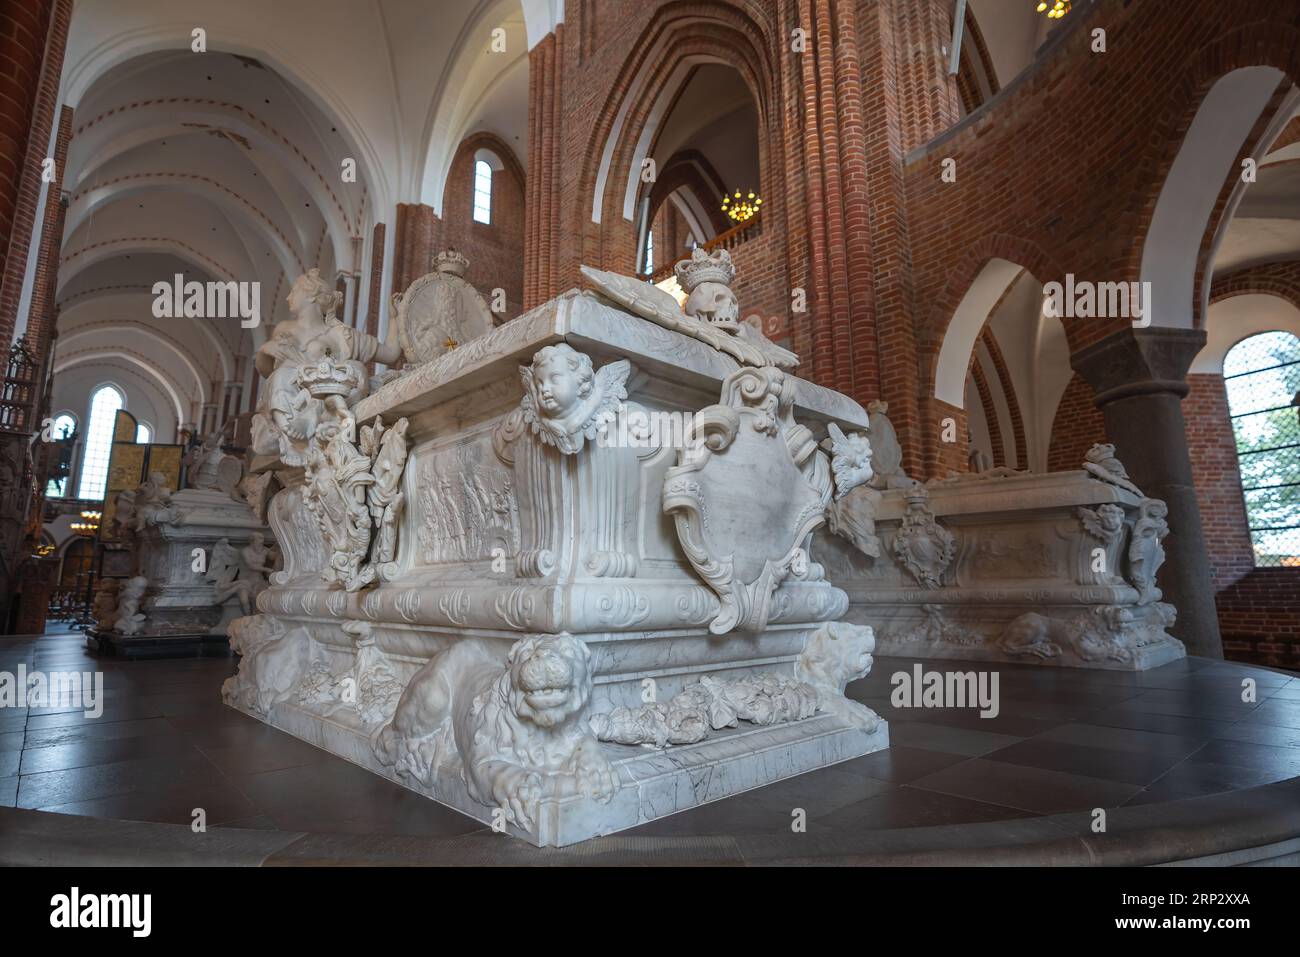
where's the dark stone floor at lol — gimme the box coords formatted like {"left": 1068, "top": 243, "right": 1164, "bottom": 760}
{"left": 2, "top": 628, "right": 1299, "bottom": 842}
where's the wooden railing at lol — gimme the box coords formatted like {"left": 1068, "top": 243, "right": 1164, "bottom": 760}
{"left": 647, "top": 213, "right": 761, "bottom": 285}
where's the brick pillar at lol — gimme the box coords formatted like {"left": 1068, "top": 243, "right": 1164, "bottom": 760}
{"left": 850, "top": 0, "right": 958, "bottom": 479}
{"left": 0, "top": 0, "right": 67, "bottom": 351}
{"left": 524, "top": 28, "right": 563, "bottom": 309}
{"left": 24, "top": 104, "right": 72, "bottom": 373}
{"left": 391, "top": 203, "right": 440, "bottom": 299}
{"left": 363, "top": 222, "right": 385, "bottom": 373}
{"left": 889, "top": 0, "right": 961, "bottom": 151}
{"left": 1072, "top": 327, "right": 1223, "bottom": 659}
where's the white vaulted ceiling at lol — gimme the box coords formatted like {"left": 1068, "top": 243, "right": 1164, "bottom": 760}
{"left": 52, "top": 0, "right": 539, "bottom": 436}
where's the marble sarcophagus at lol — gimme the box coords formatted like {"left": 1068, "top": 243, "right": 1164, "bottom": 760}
{"left": 224, "top": 253, "right": 889, "bottom": 845}
{"left": 816, "top": 452, "right": 1187, "bottom": 671}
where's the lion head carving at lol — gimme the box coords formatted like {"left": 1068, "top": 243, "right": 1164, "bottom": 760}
{"left": 796, "top": 621, "right": 876, "bottom": 695}
{"left": 505, "top": 632, "right": 594, "bottom": 729}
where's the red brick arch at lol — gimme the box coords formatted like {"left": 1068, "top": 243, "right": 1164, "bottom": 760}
{"left": 921, "top": 232, "right": 1062, "bottom": 397}
{"left": 1121, "top": 20, "right": 1300, "bottom": 330}
{"left": 1209, "top": 259, "right": 1300, "bottom": 309}
{"left": 442, "top": 131, "right": 526, "bottom": 318}
{"left": 576, "top": 3, "right": 779, "bottom": 276}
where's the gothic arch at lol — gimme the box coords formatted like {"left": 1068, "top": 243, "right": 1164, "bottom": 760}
{"left": 1126, "top": 20, "right": 1300, "bottom": 329}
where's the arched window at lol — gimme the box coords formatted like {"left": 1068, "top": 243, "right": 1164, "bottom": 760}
{"left": 644, "top": 226, "right": 654, "bottom": 275}
{"left": 1223, "top": 331, "right": 1300, "bottom": 566}
{"left": 77, "top": 385, "right": 124, "bottom": 501}
{"left": 472, "top": 159, "right": 493, "bottom": 224}
{"left": 44, "top": 412, "right": 78, "bottom": 497}
{"left": 136, "top": 421, "right": 153, "bottom": 444}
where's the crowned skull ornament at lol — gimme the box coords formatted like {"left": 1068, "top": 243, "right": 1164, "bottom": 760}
{"left": 677, "top": 247, "right": 741, "bottom": 331}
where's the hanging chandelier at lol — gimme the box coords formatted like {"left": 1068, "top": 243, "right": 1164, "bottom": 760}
{"left": 721, "top": 189, "right": 762, "bottom": 224}
{"left": 71, "top": 509, "right": 101, "bottom": 536}
{"left": 1036, "top": 0, "right": 1070, "bottom": 18}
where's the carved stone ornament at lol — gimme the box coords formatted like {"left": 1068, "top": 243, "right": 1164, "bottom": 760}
{"left": 579, "top": 262, "right": 798, "bottom": 370}
{"left": 373, "top": 632, "right": 618, "bottom": 830}
{"left": 222, "top": 614, "right": 313, "bottom": 716}
{"left": 296, "top": 620, "right": 404, "bottom": 726}
{"left": 208, "top": 533, "right": 276, "bottom": 616}
{"left": 663, "top": 365, "right": 828, "bottom": 635}
{"left": 1127, "top": 497, "right": 1169, "bottom": 604}
{"left": 865, "top": 400, "right": 913, "bottom": 489}
{"left": 251, "top": 268, "right": 397, "bottom": 466}
{"left": 1083, "top": 442, "right": 1143, "bottom": 496}
{"left": 1078, "top": 503, "right": 1125, "bottom": 544}
{"left": 997, "top": 605, "right": 1172, "bottom": 664}
{"left": 92, "top": 579, "right": 120, "bottom": 630}
{"left": 299, "top": 357, "right": 411, "bottom": 592}
{"left": 827, "top": 421, "right": 873, "bottom": 499}
{"left": 827, "top": 484, "right": 883, "bottom": 558}
{"left": 112, "top": 575, "right": 149, "bottom": 636}
{"left": 516, "top": 343, "right": 631, "bottom": 455}
{"left": 891, "top": 487, "right": 956, "bottom": 588}
{"left": 590, "top": 621, "right": 881, "bottom": 747}
{"left": 134, "top": 471, "right": 181, "bottom": 530}
{"left": 391, "top": 249, "right": 494, "bottom": 366}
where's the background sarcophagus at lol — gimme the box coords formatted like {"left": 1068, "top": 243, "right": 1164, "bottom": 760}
{"left": 818, "top": 467, "right": 1186, "bottom": 670}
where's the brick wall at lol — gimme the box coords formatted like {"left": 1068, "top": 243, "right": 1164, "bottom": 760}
{"left": 1184, "top": 372, "right": 1300, "bottom": 669}
{"left": 441, "top": 132, "right": 526, "bottom": 319}
{"left": 0, "top": 0, "right": 57, "bottom": 350}
{"left": 1047, "top": 372, "right": 1107, "bottom": 471}
{"left": 1215, "top": 570, "right": 1300, "bottom": 671}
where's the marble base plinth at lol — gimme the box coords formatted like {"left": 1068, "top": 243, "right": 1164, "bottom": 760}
{"left": 863, "top": 616, "right": 1187, "bottom": 671}
{"left": 88, "top": 628, "right": 232, "bottom": 659}
{"left": 231, "top": 699, "right": 888, "bottom": 846}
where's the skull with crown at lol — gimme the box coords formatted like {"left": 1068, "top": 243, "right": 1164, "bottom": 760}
{"left": 675, "top": 247, "right": 740, "bottom": 332}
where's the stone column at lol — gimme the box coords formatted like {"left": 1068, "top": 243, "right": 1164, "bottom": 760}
{"left": 1071, "top": 326, "right": 1223, "bottom": 658}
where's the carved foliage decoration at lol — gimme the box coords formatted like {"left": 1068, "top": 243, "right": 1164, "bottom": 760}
{"left": 663, "top": 366, "right": 827, "bottom": 635}
{"left": 590, "top": 621, "right": 881, "bottom": 747}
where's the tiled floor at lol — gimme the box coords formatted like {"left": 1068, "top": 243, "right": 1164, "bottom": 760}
{"left": 2, "top": 628, "right": 1299, "bottom": 840}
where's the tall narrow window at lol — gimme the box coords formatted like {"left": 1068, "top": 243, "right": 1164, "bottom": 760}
{"left": 45, "top": 413, "right": 77, "bottom": 498}
{"left": 136, "top": 421, "right": 153, "bottom": 444}
{"left": 1223, "top": 331, "right": 1300, "bottom": 566}
{"left": 644, "top": 226, "right": 654, "bottom": 275}
{"left": 472, "top": 159, "right": 492, "bottom": 224}
{"left": 77, "top": 385, "right": 124, "bottom": 501}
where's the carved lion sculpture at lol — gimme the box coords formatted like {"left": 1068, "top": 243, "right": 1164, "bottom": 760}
{"left": 998, "top": 607, "right": 1137, "bottom": 663}
{"left": 374, "top": 632, "right": 618, "bottom": 831}
{"left": 222, "top": 614, "right": 313, "bottom": 716}
{"left": 795, "top": 620, "right": 881, "bottom": 731}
